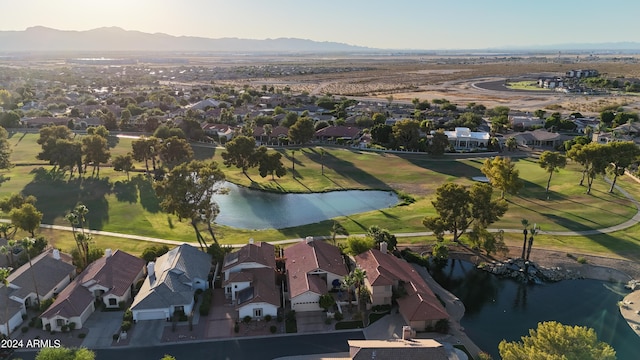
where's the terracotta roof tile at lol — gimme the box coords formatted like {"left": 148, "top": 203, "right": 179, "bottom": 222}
{"left": 285, "top": 239, "right": 347, "bottom": 298}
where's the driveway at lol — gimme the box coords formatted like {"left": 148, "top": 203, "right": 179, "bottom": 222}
{"left": 81, "top": 310, "right": 124, "bottom": 348}
{"left": 129, "top": 319, "right": 164, "bottom": 346}
{"left": 206, "top": 288, "right": 236, "bottom": 338}
{"left": 296, "top": 311, "right": 334, "bottom": 333}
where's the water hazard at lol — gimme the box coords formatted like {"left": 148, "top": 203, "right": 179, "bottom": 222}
{"left": 212, "top": 182, "right": 398, "bottom": 229}
{"left": 429, "top": 259, "right": 639, "bottom": 360}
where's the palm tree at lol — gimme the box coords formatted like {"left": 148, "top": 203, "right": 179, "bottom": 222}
{"left": 330, "top": 221, "right": 348, "bottom": 246}
{"left": 341, "top": 274, "right": 357, "bottom": 311}
{"left": 350, "top": 268, "right": 368, "bottom": 311}
{"left": 526, "top": 226, "right": 538, "bottom": 261}
{"left": 20, "top": 237, "right": 41, "bottom": 306}
{"left": 0, "top": 223, "right": 14, "bottom": 239}
{"left": 521, "top": 219, "right": 529, "bottom": 259}
{"left": 0, "top": 266, "right": 12, "bottom": 336}
{"left": 65, "top": 204, "right": 91, "bottom": 269}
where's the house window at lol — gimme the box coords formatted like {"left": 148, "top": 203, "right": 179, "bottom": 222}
{"left": 226, "top": 287, "right": 231, "bottom": 294}
{"left": 174, "top": 306, "right": 184, "bottom": 314}
{"left": 253, "top": 308, "right": 263, "bottom": 318}
{"left": 108, "top": 298, "right": 117, "bottom": 306}
{"left": 56, "top": 319, "right": 65, "bottom": 327}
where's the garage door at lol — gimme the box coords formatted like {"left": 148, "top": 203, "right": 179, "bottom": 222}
{"left": 135, "top": 310, "right": 166, "bottom": 321}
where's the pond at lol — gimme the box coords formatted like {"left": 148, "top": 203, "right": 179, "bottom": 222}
{"left": 212, "top": 182, "right": 399, "bottom": 229}
{"left": 429, "top": 259, "right": 639, "bottom": 360}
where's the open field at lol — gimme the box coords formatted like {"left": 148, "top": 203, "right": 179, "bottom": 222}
{"left": 1, "top": 131, "right": 639, "bottom": 263}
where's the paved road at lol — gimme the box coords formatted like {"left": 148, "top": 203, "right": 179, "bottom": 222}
{"left": 15, "top": 331, "right": 365, "bottom": 360}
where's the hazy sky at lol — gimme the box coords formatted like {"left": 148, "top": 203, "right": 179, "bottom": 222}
{"left": 1, "top": 0, "right": 638, "bottom": 50}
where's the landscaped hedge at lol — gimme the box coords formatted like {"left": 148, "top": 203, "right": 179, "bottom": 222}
{"left": 401, "top": 248, "right": 430, "bottom": 267}
{"left": 335, "top": 320, "right": 364, "bottom": 330}
{"left": 199, "top": 289, "right": 213, "bottom": 316}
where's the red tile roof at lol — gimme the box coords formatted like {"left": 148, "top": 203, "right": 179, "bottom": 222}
{"left": 285, "top": 239, "right": 348, "bottom": 298}
{"left": 315, "top": 126, "right": 361, "bottom": 138}
{"left": 222, "top": 242, "right": 276, "bottom": 272}
{"left": 235, "top": 267, "right": 280, "bottom": 308}
{"left": 355, "top": 249, "right": 448, "bottom": 322}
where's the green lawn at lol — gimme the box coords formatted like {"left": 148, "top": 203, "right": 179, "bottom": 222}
{"left": 506, "top": 81, "right": 549, "bottom": 91}
{"left": 0, "top": 135, "right": 638, "bottom": 261}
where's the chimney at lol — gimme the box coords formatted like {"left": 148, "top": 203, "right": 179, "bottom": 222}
{"left": 52, "top": 249, "right": 61, "bottom": 260}
{"left": 105, "top": 249, "right": 112, "bottom": 258}
{"left": 402, "top": 326, "right": 415, "bottom": 340}
{"left": 249, "top": 238, "right": 254, "bottom": 245}
{"left": 380, "top": 241, "right": 388, "bottom": 254}
{"left": 147, "top": 262, "right": 155, "bottom": 277}
{"left": 305, "top": 236, "right": 313, "bottom": 244}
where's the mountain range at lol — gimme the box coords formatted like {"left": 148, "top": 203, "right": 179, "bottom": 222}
{"left": 0, "top": 26, "right": 372, "bottom": 53}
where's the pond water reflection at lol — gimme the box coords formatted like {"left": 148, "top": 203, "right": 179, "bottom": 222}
{"left": 429, "top": 259, "right": 639, "bottom": 360}
{"left": 212, "top": 182, "right": 398, "bottom": 229}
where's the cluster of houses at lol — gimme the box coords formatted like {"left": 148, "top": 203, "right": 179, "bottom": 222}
{"left": 0, "top": 238, "right": 448, "bottom": 337}
{"left": 537, "top": 69, "right": 599, "bottom": 91}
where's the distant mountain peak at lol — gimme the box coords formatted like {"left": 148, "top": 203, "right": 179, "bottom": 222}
{"left": 0, "top": 26, "right": 373, "bottom": 53}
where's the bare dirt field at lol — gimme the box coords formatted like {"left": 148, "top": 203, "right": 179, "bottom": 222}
{"left": 224, "top": 57, "right": 640, "bottom": 116}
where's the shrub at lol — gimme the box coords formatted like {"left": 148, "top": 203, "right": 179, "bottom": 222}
{"left": 21, "top": 326, "right": 29, "bottom": 333}
{"left": 118, "top": 301, "right": 126, "bottom": 310}
{"left": 286, "top": 310, "right": 296, "bottom": 322}
{"left": 243, "top": 315, "right": 252, "bottom": 324}
{"left": 123, "top": 309, "right": 133, "bottom": 322}
{"left": 270, "top": 325, "right": 277, "bottom": 334}
{"left": 68, "top": 322, "right": 76, "bottom": 331}
{"left": 264, "top": 314, "right": 272, "bottom": 322}
{"left": 121, "top": 320, "right": 132, "bottom": 332}
{"left": 335, "top": 320, "right": 364, "bottom": 330}
{"left": 334, "top": 312, "right": 344, "bottom": 321}
{"left": 325, "top": 318, "right": 332, "bottom": 325}
{"left": 277, "top": 314, "right": 283, "bottom": 323}
{"left": 577, "top": 257, "right": 588, "bottom": 264}
{"left": 61, "top": 325, "right": 69, "bottom": 332}
{"left": 234, "top": 323, "right": 240, "bottom": 333}
{"left": 22, "top": 314, "right": 28, "bottom": 320}
{"left": 45, "top": 324, "right": 51, "bottom": 332}
{"left": 78, "top": 333, "right": 87, "bottom": 339}
{"left": 435, "top": 318, "right": 450, "bottom": 334}
{"left": 113, "top": 334, "right": 119, "bottom": 341}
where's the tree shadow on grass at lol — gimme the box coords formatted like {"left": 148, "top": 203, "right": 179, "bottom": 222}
{"left": 22, "top": 168, "right": 110, "bottom": 229}
{"left": 113, "top": 180, "right": 138, "bottom": 203}
{"left": 304, "top": 148, "right": 391, "bottom": 190}
{"left": 131, "top": 174, "right": 160, "bottom": 213}
{"left": 401, "top": 153, "right": 486, "bottom": 181}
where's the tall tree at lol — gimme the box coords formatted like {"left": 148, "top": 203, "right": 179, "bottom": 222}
{"left": 538, "top": 151, "right": 567, "bottom": 195}
{"left": 571, "top": 142, "right": 610, "bottom": 194}
{"left": 498, "top": 321, "right": 616, "bottom": 360}
{"left": 132, "top": 137, "right": 160, "bottom": 173}
{"left": 221, "top": 135, "right": 261, "bottom": 180}
{"left": 37, "top": 125, "right": 74, "bottom": 166}
{"left": 366, "top": 225, "right": 397, "bottom": 251}
{"left": 112, "top": 153, "right": 135, "bottom": 180}
{"left": 257, "top": 150, "right": 286, "bottom": 180}
{"left": 9, "top": 203, "right": 42, "bottom": 237}
{"left": 158, "top": 136, "right": 193, "bottom": 169}
{"left": 288, "top": 117, "right": 315, "bottom": 145}
{"left": 423, "top": 183, "right": 507, "bottom": 242}
{"left": 65, "top": 204, "right": 92, "bottom": 269}
{"left": 82, "top": 134, "right": 110, "bottom": 177}
{"left": 330, "top": 220, "right": 348, "bottom": 246}
{"left": 154, "top": 160, "right": 226, "bottom": 249}
{"left": 605, "top": 141, "right": 640, "bottom": 193}
{"left": 430, "top": 130, "right": 450, "bottom": 155}
{"left": 0, "top": 126, "right": 12, "bottom": 171}
{"left": 392, "top": 119, "right": 420, "bottom": 150}
{"left": 520, "top": 219, "right": 529, "bottom": 259}
{"left": 0, "top": 267, "right": 11, "bottom": 336}
{"left": 19, "top": 237, "right": 41, "bottom": 305}
{"left": 481, "top": 156, "right": 523, "bottom": 199}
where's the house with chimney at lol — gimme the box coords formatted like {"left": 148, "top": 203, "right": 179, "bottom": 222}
{"left": 0, "top": 249, "right": 75, "bottom": 336}
{"left": 355, "top": 244, "right": 448, "bottom": 331}
{"left": 41, "top": 249, "right": 144, "bottom": 332}
{"left": 131, "top": 244, "right": 211, "bottom": 321}
{"left": 222, "top": 241, "right": 280, "bottom": 319}
{"left": 285, "top": 237, "right": 348, "bottom": 312}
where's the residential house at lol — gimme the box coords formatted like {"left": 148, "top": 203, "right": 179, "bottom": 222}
{"left": 507, "top": 129, "right": 566, "bottom": 148}
{"left": 355, "top": 245, "right": 448, "bottom": 331}
{"left": 285, "top": 237, "right": 348, "bottom": 312}
{"left": 573, "top": 117, "right": 601, "bottom": 134}
{"left": 509, "top": 115, "right": 545, "bottom": 130}
{"left": 348, "top": 339, "right": 458, "bottom": 360}
{"left": 131, "top": 244, "right": 211, "bottom": 321}
{"left": 315, "top": 126, "right": 362, "bottom": 142}
{"left": 222, "top": 241, "right": 275, "bottom": 284}
{"left": 41, "top": 249, "right": 144, "bottom": 331}
{"left": 229, "top": 267, "right": 280, "bottom": 320}
{"left": 537, "top": 77, "right": 564, "bottom": 89}
{"left": 0, "top": 249, "right": 75, "bottom": 336}
{"left": 201, "top": 123, "right": 235, "bottom": 141}
{"left": 566, "top": 69, "right": 599, "bottom": 78}
{"left": 443, "top": 127, "right": 490, "bottom": 150}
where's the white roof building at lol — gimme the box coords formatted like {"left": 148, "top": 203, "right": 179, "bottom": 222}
{"left": 443, "top": 127, "right": 490, "bottom": 149}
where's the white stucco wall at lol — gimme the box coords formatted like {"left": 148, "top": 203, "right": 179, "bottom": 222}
{"left": 238, "top": 302, "right": 278, "bottom": 319}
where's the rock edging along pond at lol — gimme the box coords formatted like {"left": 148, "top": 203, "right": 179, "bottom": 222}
{"left": 212, "top": 182, "right": 399, "bottom": 230}
{"left": 479, "top": 258, "right": 583, "bottom": 283}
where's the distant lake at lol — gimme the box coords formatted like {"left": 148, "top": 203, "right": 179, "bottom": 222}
{"left": 429, "top": 259, "right": 639, "bottom": 360}
{"left": 212, "top": 182, "right": 398, "bottom": 229}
